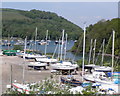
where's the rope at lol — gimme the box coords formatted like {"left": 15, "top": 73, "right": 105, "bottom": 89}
{"left": 72, "top": 34, "right": 84, "bottom": 62}
{"left": 95, "top": 41, "right": 103, "bottom": 65}
{"left": 104, "top": 34, "right": 112, "bottom": 54}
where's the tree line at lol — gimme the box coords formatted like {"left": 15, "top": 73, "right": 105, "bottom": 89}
{"left": 71, "top": 18, "right": 120, "bottom": 56}
{"left": 2, "top": 8, "right": 83, "bottom": 40}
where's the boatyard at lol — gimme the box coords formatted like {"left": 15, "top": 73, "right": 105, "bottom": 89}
{"left": 1, "top": 27, "right": 120, "bottom": 95}
{"left": 1, "top": 54, "right": 120, "bottom": 95}
{"left": 1, "top": 26, "right": 120, "bottom": 95}
{"left": 1, "top": 55, "right": 82, "bottom": 93}
{"left": 1, "top": 55, "right": 51, "bottom": 92}
{"left": 1, "top": 2, "right": 120, "bottom": 95}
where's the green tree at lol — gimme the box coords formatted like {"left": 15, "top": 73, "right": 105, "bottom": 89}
{"left": 13, "top": 45, "right": 23, "bottom": 50}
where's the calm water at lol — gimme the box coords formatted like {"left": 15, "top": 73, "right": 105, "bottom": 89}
{"left": 2, "top": 40, "right": 114, "bottom": 63}
{"left": 2, "top": 40, "right": 82, "bottom": 61}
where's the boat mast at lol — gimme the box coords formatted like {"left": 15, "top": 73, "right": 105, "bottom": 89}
{"left": 60, "top": 30, "right": 64, "bottom": 61}
{"left": 45, "top": 30, "right": 48, "bottom": 55}
{"left": 101, "top": 39, "right": 105, "bottom": 66}
{"left": 23, "top": 36, "right": 27, "bottom": 84}
{"left": 52, "top": 44, "right": 58, "bottom": 59}
{"left": 88, "top": 39, "right": 93, "bottom": 65}
{"left": 112, "top": 30, "right": 115, "bottom": 77}
{"left": 64, "top": 33, "right": 67, "bottom": 61}
{"left": 58, "top": 38, "right": 60, "bottom": 60}
{"left": 82, "top": 24, "right": 86, "bottom": 81}
{"left": 93, "top": 39, "right": 96, "bottom": 64}
{"left": 34, "top": 27, "right": 37, "bottom": 51}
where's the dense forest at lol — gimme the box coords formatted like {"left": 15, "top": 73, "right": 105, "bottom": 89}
{"left": 71, "top": 18, "right": 120, "bottom": 56}
{"left": 2, "top": 8, "right": 83, "bottom": 40}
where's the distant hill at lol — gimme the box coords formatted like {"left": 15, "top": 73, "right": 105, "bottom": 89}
{"left": 2, "top": 8, "right": 83, "bottom": 40}
{"left": 71, "top": 18, "right": 120, "bottom": 56}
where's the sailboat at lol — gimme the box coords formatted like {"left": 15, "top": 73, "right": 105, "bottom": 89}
{"left": 51, "top": 30, "right": 78, "bottom": 73}
{"left": 24, "top": 28, "right": 47, "bottom": 59}
{"left": 24, "top": 54, "right": 46, "bottom": 59}
{"left": 35, "top": 57, "right": 58, "bottom": 66}
{"left": 79, "top": 26, "right": 120, "bottom": 94}
{"left": 35, "top": 30, "right": 58, "bottom": 65}
{"left": 83, "top": 30, "right": 119, "bottom": 85}
{"left": 51, "top": 60, "right": 78, "bottom": 69}
{"left": 6, "top": 37, "right": 31, "bottom": 94}
{"left": 26, "top": 28, "right": 48, "bottom": 69}
{"left": 38, "top": 40, "right": 48, "bottom": 45}
{"left": 38, "top": 30, "right": 48, "bottom": 45}
{"left": 27, "top": 62, "right": 47, "bottom": 69}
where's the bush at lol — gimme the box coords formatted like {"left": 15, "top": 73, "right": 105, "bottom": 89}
{"left": 77, "top": 59, "right": 88, "bottom": 67}
{"left": 13, "top": 45, "right": 23, "bottom": 50}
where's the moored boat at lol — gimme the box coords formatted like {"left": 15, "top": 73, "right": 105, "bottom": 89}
{"left": 35, "top": 58, "right": 58, "bottom": 65}
{"left": 28, "top": 62, "right": 47, "bottom": 69}
{"left": 61, "top": 75, "right": 82, "bottom": 86}
{"left": 24, "top": 54, "right": 46, "bottom": 59}
{"left": 51, "top": 61, "right": 78, "bottom": 70}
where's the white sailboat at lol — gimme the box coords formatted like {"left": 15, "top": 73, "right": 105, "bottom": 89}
{"left": 83, "top": 30, "right": 120, "bottom": 94}
{"left": 24, "top": 28, "right": 47, "bottom": 59}
{"left": 34, "top": 43, "right": 58, "bottom": 64}
{"left": 51, "top": 61, "right": 78, "bottom": 70}
{"left": 24, "top": 54, "right": 46, "bottom": 59}
{"left": 35, "top": 58, "right": 58, "bottom": 63}
{"left": 84, "top": 30, "right": 117, "bottom": 85}
{"left": 35, "top": 30, "right": 58, "bottom": 65}
{"left": 38, "top": 40, "right": 47, "bottom": 45}
{"left": 51, "top": 30, "right": 78, "bottom": 72}
{"left": 27, "top": 62, "right": 47, "bottom": 69}
{"left": 7, "top": 37, "right": 30, "bottom": 94}
{"left": 83, "top": 66, "right": 113, "bottom": 83}
{"left": 38, "top": 30, "right": 48, "bottom": 45}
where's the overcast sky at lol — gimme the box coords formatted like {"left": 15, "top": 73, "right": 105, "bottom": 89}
{"left": 2, "top": 2, "right": 118, "bottom": 28}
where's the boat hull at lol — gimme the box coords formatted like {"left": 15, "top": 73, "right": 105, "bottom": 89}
{"left": 28, "top": 62, "right": 47, "bottom": 69}
{"left": 61, "top": 77, "right": 82, "bottom": 86}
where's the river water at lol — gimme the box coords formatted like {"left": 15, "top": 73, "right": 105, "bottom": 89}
{"left": 2, "top": 40, "right": 82, "bottom": 61}
{"left": 2, "top": 40, "right": 114, "bottom": 63}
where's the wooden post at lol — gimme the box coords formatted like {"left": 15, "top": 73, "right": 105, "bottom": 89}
{"left": 23, "top": 37, "right": 27, "bottom": 84}
{"left": 10, "top": 65, "right": 12, "bottom": 90}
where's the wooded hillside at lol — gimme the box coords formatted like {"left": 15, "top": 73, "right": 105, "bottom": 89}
{"left": 2, "top": 8, "right": 83, "bottom": 40}
{"left": 71, "top": 18, "right": 120, "bottom": 56}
